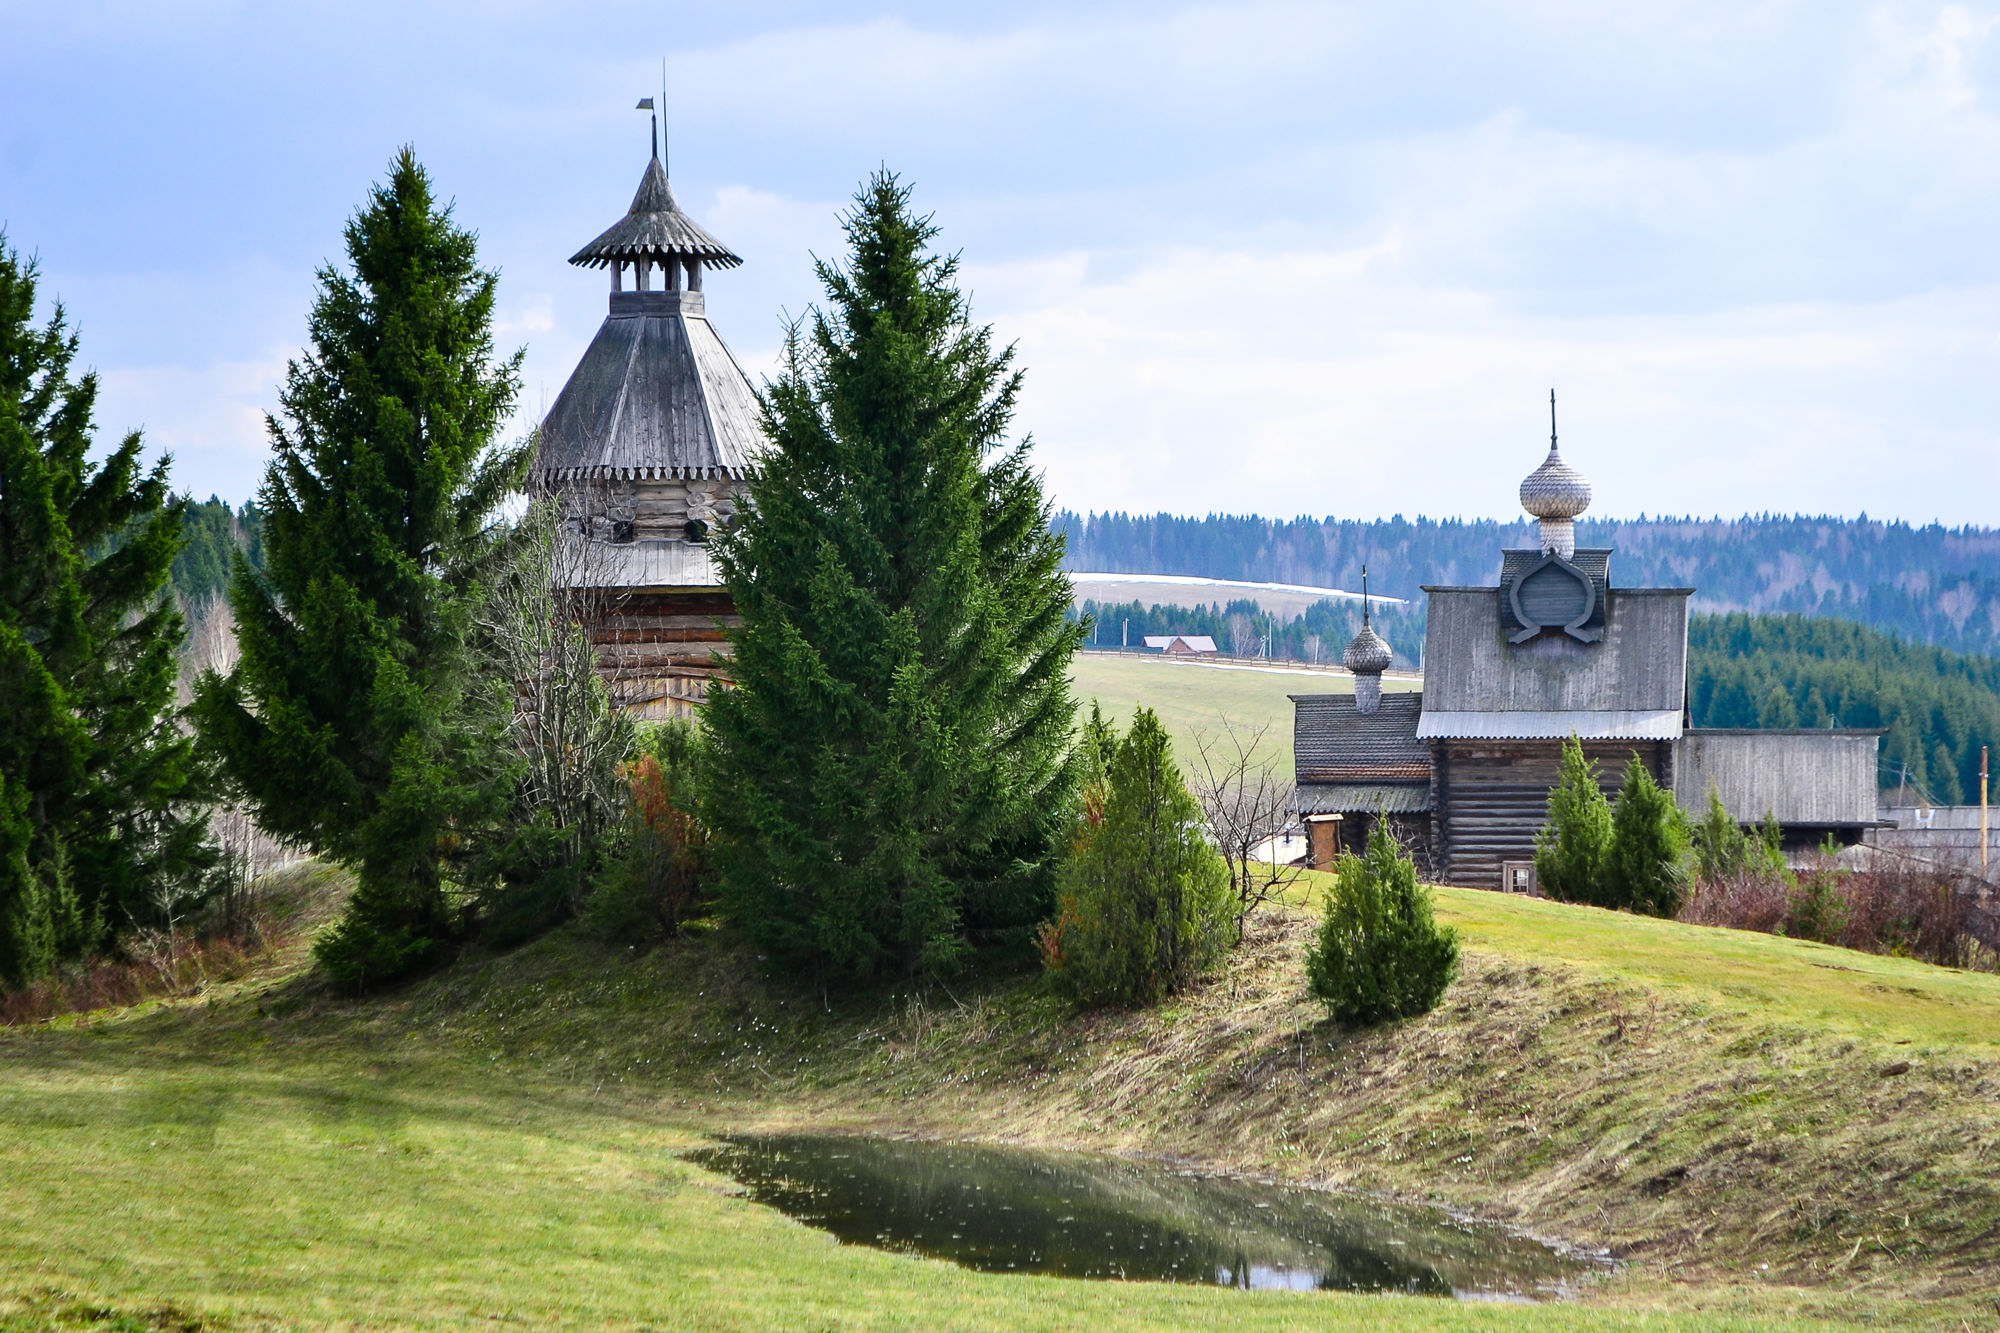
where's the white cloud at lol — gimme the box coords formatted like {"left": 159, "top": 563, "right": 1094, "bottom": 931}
{"left": 8, "top": 0, "right": 2000, "bottom": 524}
{"left": 978, "top": 241, "right": 2000, "bottom": 522}
{"left": 96, "top": 350, "right": 289, "bottom": 501}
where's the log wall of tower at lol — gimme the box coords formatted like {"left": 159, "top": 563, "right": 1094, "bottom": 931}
{"left": 575, "top": 476, "right": 741, "bottom": 544}
{"left": 583, "top": 589, "right": 739, "bottom": 721}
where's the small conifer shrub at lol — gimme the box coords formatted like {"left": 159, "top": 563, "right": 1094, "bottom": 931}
{"left": 1306, "top": 824, "right": 1459, "bottom": 1025}
{"left": 1535, "top": 736, "right": 1613, "bottom": 906}
{"left": 1605, "top": 755, "right": 1691, "bottom": 917}
{"left": 1039, "top": 706, "right": 1235, "bottom": 1007}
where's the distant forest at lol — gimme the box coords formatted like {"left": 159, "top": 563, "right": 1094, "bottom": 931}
{"left": 172, "top": 495, "right": 263, "bottom": 607}
{"left": 1055, "top": 511, "right": 2000, "bottom": 658}
{"left": 1689, "top": 614, "right": 1997, "bottom": 806}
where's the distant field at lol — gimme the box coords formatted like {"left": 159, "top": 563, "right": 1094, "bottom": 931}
{"left": 1069, "top": 650, "right": 1418, "bottom": 770}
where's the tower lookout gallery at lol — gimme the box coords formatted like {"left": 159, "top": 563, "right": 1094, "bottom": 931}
{"left": 534, "top": 126, "right": 766, "bottom": 718}
{"left": 1292, "top": 401, "right": 1884, "bottom": 890}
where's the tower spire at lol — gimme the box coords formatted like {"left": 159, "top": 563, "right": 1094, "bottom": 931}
{"left": 1550, "top": 388, "right": 1557, "bottom": 452}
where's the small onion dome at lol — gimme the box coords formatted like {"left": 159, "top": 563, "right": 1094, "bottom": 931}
{"left": 1343, "top": 623, "right": 1393, "bottom": 675}
{"left": 1519, "top": 443, "right": 1591, "bottom": 522}
{"left": 568, "top": 155, "right": 743, "bottom": 271}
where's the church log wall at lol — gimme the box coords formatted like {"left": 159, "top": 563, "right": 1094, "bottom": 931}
{"left": 1435, "top": 738, "right": 1672, "bottom": 888}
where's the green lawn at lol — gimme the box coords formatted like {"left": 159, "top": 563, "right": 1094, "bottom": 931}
{"left": 0, "top": 989, "right": 1847, "bottom": 1333}
{"left": 6, "top": 866, "right": 1995, "bottom": 1329}
{"left": 1429, "top": 882, "right": 2000, "bottom": 1050}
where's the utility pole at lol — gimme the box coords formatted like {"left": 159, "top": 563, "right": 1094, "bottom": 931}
{"left": 1982, "top": 745, "right": 1990, "bottom": 873}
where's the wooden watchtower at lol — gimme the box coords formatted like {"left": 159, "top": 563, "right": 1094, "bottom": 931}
{"left": 535, "top": 131, "right": 765, "bottom": 718}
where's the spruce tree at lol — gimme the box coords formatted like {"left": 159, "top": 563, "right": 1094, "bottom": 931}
{"left": 0, "top": 235, "right": 214, "bottom": 986}
{"left": 1604, "top": 754, "right": 1690, "bottom": 916}
{"left": 1691, "top": 785, "right": 1749, "bottom": 884}
{"left": 703, "top": 172, "right": 1082, "bottom": 982}
{"left": 1039, "top": 706, "right": 1235, "bottom": 1007}
{"left": 1534, "top": 735, "right": 1613, "bottom": 905}
{"left": 194, "top": 151, "right": 524, "bottom": 988}
{"left": 1305, "top": 822, "right": 1459, "bottom": 1025}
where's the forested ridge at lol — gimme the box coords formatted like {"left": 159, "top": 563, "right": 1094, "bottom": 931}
{"left": 1688, "top": 614, "right": 1998, "bottom": 805}
{"left": 1056, "top": 510, "right": 2000, "bottom": 658}
{"left": 170, "top": 495, "right": 262, "bottom": 607}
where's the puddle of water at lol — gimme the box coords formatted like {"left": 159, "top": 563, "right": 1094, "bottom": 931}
{"left": 687, "top": 1133, "right": 1601, "bottom": 1298}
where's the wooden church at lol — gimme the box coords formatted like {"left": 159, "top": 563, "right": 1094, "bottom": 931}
{"left": 1294, "top": 402, "right": 1883, "bottom": 890}
{"left": 533, "top": 116, "right": 765, "bottom": 718}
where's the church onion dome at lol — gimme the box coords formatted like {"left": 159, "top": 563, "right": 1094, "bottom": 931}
{"left": 567, "top": 155, "right": 743, "bottom": 271}
{"left": 1519, "top": 391, "right": 1590, "bottom": 521}
{"left": 1519, "top": 445, "right": 1591, "bottom": 521}
{"left": 1343, "top": 624, "right": 1393, "bottom": 675}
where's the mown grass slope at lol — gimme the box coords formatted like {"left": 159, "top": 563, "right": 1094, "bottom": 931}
{"left": 6, "top": 868, "right": 1991, "bottom": 1330}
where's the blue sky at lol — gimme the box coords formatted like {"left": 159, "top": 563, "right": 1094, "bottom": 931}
{"left": 5, "top": 1, "right": 1998, "bottom": 524}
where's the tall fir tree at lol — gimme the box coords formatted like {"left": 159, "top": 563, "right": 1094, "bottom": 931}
{"left": 194, "top": 151, "right": 524, "bottom": 988}
{"left": 0, "top": 235, "right": 213, "bottom": 986}
{"left": 703, "top": 172, "right": 1082, "bottom": 982}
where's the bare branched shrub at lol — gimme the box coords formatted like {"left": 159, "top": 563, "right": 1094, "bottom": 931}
{"left": 1678, "top": 870, "right": 1791, "bottom": 935}
{"left": 1679, "top": 848, "right": 1994, "bottom": 970}
{"left": 0, "top": 880, "right": 290, "bottom": 1026}
{"left": 1834, "top": 861, "right": 1983, "bottom": 968}
{"left": 466, "top": 491, "right": 635, "bottom": 939}
{"left": 1188, "top": 717, "right": 1301, "bottom": 925}
{"left": 587, "top": 724, "right": 711, "bottom": 944}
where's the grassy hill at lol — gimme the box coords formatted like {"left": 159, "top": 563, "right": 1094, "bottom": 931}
{"left": 3, "top": 864, "right": 1997, "bottom": 1331}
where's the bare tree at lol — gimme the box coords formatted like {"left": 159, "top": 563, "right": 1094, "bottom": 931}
{"left": 470, "top": 491, "right": 634, "bottom": 909}
{"left": 174, "top": 593, "right": 295, "bottom": 932}
{"left": 1188, "top": 716, "right": 1303, "bottom": 926}
{"left": 1227, "top": 612, "right": 1258, "bottom": 659}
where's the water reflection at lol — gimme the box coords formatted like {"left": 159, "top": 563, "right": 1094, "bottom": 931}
{"left": 688, "top": 1134, "right": 1596, "bottom": 1298}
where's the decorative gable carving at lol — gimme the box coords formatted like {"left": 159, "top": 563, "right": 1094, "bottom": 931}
{"left": 1505, "top": 552, "right": 1603, "bottom": 644}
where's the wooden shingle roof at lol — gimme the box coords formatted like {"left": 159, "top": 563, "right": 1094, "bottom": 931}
{"left": 1291, "top": 691, "right": 1431, "bottom": 785}
{"left": 535, "top": 290, "right": 763, "bottom": 480}
{"left": 569, "top": 155, "right": 743, "bottom": 270}
{"left": 1416, "top": 586, "right": 1690, "bottom": 739}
